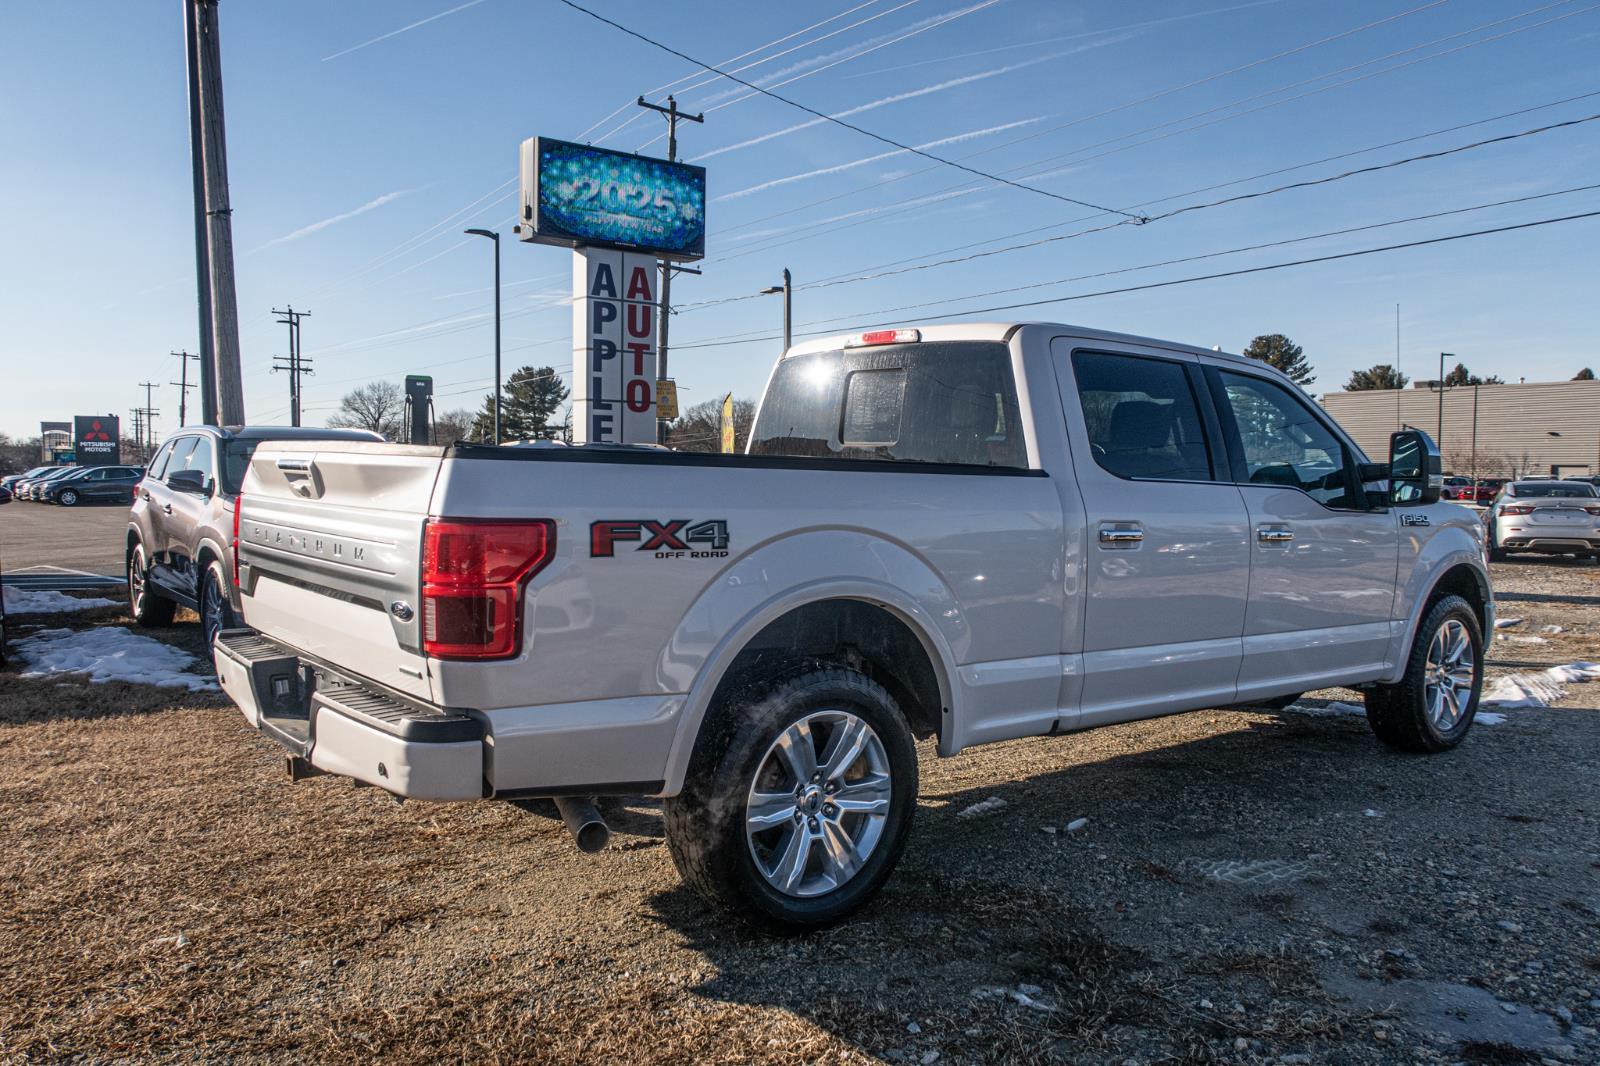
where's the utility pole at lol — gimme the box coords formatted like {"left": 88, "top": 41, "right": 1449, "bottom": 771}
{"left": 137, "top": 382, "right": 161, "bottom": 457}
{"left": 271, "top": 306, "right": 313, "bottom": 426}
{"left": 170, "top": 350, "right": 199, "bottom": 426}
{"left": 185, "top": 0, "right": 245, "bottom": 426}
{"left": 129, "top": 408, "right": 145, "bottom": 462}
{"left": 637, "top": 94, "right": 703, "bottom": 444}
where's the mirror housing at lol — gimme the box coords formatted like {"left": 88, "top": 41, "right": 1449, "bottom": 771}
{"left": 167, "top": 469, "right": 212, "bottom": 496}
{"left": 1389, "top": 428, "right": 1441, "bottom": 506}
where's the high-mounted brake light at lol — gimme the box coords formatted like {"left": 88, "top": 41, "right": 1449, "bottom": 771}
{"left": 844, "top": 328, "right": 921, "bottom": 348}
{"left": 421, "top": 518, "right": 555, "bottom": 660}
{"left": 231, "top": 492, "right": 243, "bottom": 587}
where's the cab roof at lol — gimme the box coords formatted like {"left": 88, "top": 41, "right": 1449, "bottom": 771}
{"left": 783, "top": 321, "right": 1254, "bottom": 366}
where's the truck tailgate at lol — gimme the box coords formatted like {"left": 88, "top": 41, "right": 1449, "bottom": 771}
{"left": 237, "top": 443, "right": 443, "bottom": 701}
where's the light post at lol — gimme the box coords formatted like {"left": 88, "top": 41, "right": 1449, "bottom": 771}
{"left": 1436, "top": 351, "right": 1454, "bottom": 445}
{"left": 465, "top": 228, "right": 502, "bottom": 444}
{"left": 760, "top": 268, "right": 792, "bottom": 352}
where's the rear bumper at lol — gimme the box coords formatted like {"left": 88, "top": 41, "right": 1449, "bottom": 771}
{"left": 215, "top": 629, "right": 485, "bottom": 801}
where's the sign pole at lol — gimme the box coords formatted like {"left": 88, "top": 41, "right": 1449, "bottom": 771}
{"left": 636, "top": 96, "right": 703, "bottom": 444}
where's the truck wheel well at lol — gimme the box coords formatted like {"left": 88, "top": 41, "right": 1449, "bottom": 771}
{"left": 1425, "top": 564, "right": 1488, "bottom": 634}
{"left": 711, "top": 599, "right": 945, "bottom": 742}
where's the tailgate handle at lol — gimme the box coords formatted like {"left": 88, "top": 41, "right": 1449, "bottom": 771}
{"left": 275, "top": 458, "right": 322, "bottom": 499}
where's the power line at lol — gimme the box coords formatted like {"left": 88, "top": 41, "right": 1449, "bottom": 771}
{"left": 668, "top": 209, "right": 1600, "bottom": 351}
{"left": 552, "top": 0, "right": 1147, "bottom": 221}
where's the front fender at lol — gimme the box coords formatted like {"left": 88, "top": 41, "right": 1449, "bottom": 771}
{"left": 1382, "top": 522, "right": 1491, "bottom": 683}
{"left": 657, "top": 529, "right": 965, "bottom": 795}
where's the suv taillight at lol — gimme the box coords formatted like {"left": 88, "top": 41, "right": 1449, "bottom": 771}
{"left": 421, "top": 518, "right": 555, "bottom": 660}
{"left": 231, "top": 492, "right": 243, "bottom": 586}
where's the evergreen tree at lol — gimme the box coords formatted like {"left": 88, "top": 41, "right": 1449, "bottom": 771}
{"left": 1243, "top": 333, "right": 1315, "bottom": 387}
{"left": 1574, "top": 367, "right": 1596, "bottom": 381}
{"left": 1344, "top": 364, "right": 1409, "bottom": 391}
{"left": 471, "top": 366, "right": 569, "bottom": 441}
{"left": 1442, "top": 362, "right": 1505, "bottom": 387}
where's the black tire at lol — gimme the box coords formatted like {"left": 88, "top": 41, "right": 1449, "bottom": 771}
{"left": 127, "top": 542, "right": 176, "bottom": 628}
{"left": 57, "top": 488, "right": 79, "bottom": 507}
{"left": 664, "top": 665, "right": 918, "bottom": 931}
{"left": 1365, "top": 594, "right": 1483, "bottom": 753}
{"left": 199, "top": 560, "right": 235, "bottom": 653}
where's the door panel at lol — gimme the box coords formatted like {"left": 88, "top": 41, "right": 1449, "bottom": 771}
{"left": 1051, "top": 341, "right": 1250, "bottom": 726}
{"left": 1206, "top": 366, "right": 1399, "bottom": 696}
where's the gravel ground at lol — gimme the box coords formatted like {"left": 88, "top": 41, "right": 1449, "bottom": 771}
{"left": 1, "top": 558, "right": 1598, "bottom": 1064}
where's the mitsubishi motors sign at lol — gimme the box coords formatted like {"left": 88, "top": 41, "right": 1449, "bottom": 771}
{"left": 74, "top": 415, "right": 120, "bottom": 465}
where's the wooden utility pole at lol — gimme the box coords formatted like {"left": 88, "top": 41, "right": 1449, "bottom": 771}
{"left": 170, "top": 349, "right": 199, "bottom": 426}
{"left": 636, "top": 95, "right": 702, "bottom": 444}
{"left": 271, "top": 306, "right": 313, "bottom": 426}
{"left": 137, "top": 382, "right": 161, "bottom": 456}
{"left": 185, "top": 0, "right": 245, "bottom": 426}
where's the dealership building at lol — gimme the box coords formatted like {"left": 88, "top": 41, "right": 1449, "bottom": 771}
{"left": 1319, "top": 379, "right": 1600, "bottom": 479}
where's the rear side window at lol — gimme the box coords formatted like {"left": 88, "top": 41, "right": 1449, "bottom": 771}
{"left": 749, "top": 341, "right": 1026, "bottom": 468}
{"left": 1072, "top": 351, "right": 1211, "bottom": 481}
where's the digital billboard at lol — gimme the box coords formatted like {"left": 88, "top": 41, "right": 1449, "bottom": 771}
{"left": 73, "top": 415, "right": 120, "bottom": 466}
{"left": 519, "top": 137, "right": 705, "bottom": 261}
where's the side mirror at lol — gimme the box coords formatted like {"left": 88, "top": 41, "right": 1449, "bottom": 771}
{"left": 1389, "top": 428, "right": 1441, "bottom": 506}
{"left": 167, "top": 469, "right": 212, "bottom": 496}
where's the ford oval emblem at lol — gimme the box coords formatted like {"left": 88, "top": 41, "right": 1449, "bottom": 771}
{"left": 389, "top": 600, "right": 415, "bottom": 621}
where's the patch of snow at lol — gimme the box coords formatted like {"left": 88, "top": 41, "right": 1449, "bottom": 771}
{"left": 956, "top": 796, "right": 1007, "bottom": 820}
{"left": 1476, "top": 710, "right": 1507, "bottom": 726}
{"left": 2, "top": 587, "right": 119, "bottom": 614}
{"left": 1065, "top": 816, "right": 1089, "bottom": 833}
{"left": 1494, "top": 617, "right": 1523, "bottom": 629}
{"left": 14, "top": 626, "right": 216, "bottom": 691}
{"left": 1541, "top": 625, "right": 1565, "bottom": 635}
{"left": 1506, "top": 635, "right": 1549, "bottom": 645}
{"left": 1482, "top": 662, "right": 1600, "bottom": 709}
{"left": 1285, "top": 700, "right": 1366, "bottom": 718}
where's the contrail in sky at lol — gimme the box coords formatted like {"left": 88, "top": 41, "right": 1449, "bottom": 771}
{"left": 322, "top": 0, "right": 490, "bottom": 62}
{"left": 717, "top": 117, "right": 1045, "bottom": 201}
{"left": 257, "top": 190, "right": 416, "bottom": 250}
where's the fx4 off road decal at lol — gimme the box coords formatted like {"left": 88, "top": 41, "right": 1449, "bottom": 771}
{"left": 590, "top": 519, "right": 730, "bottom": 559}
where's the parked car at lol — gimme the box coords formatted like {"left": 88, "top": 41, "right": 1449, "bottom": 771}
{"left": 0, "top": 485, "right": 10, "bottom": 505}
{"left": 42, "top": 465, "right": 142, "bottom": 506}
{"left": 17, "top": 466, "right": 79, "bottom": 501}
{"left": 213, "top": 322, "right": 1492, "bottom": 929}
{"left": 1563, "top": 474, "right": 1600, "bottom": 489}
{"left": 1, "top": 466, "right": 55, "bottom": 493}
{"left": 1440, "top": 475, "right": 1473, "bottom": 500}
{"left": 127, "top": 426, "right": 384, "bottom": 649}
{"left": 1485, "top": 478, "right": 1600, "bottom": 561}
{"left": 1462, "top": 478, "right": 1502, "bottom": 504}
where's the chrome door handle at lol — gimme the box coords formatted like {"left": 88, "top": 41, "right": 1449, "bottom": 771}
{"left": 1257, "top": 527, "right": 1294, "bottom": 544}
{"left": 1098, "top": 528, "right": 1144, "bottom": 545}
{"left": 162, "top": 503, "right": 173, "bottom": 515}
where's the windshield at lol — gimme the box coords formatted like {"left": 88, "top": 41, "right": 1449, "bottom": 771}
{"left": 748, "top": 341, "right": 1026, "bottom": 468}
{"left": 1511, "top": 482, "right": 1596, "bottom": 498}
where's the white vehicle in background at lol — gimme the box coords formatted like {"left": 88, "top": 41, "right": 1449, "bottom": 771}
{"left": 214, "top": 322, "right": 1491, "bottom": 928}
{"left": 1485, "top": 478, "right": 1600, "bottom": 561}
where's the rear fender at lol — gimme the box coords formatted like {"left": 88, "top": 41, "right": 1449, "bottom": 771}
{"left": 658, "top": 529, "right": 964, "bottom": 795}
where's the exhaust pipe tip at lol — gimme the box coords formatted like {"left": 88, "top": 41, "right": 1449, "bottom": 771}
{"left": 554, "top": 796, "right": 611, "bottom": 853}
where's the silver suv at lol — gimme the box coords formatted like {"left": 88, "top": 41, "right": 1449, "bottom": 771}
{"left": 126, "top": 426, "right": 381, "bottom": 646}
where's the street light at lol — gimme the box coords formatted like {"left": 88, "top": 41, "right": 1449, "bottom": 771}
{"left": 465, "top": 228, "right": 502, "bottom": 444}
{"left": 1436, "top": 351, "right": 1455, "bottom": 444}
{"left": 760, "top": 268, "right": 792, "bottom": 352}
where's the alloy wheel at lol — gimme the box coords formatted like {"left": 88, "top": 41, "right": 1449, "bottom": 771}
{"left": 744, "top": 709, "right": 892, "bottom": 898}
{"left": 1424, "top": 618, "right": 1475, "bottom": 730}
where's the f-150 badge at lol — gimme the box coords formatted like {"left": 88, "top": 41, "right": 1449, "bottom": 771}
{"left": 590, "top": 519, "right": 730, "bottom": 558}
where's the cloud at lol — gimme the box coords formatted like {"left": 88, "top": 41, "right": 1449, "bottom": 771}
{"left": 257, "top": 190, "right": 416, "bottom": 250}
{"left": 322, "top": 0, "right": 489, "bottom": 62}
{"left": 716, "top": 117, "right": 1045, "bottom": 201}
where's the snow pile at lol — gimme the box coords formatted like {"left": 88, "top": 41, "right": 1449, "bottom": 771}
{"left": 2, "top": 587, "right": 119, "bottom": 614}
{"left": 1482, "top": 662, "right": 1600, "bottom": 709}
{"left": 1285, "top": 698, "right": 1504, "bottom": 726}
{"left": 1494, "top": 617, "right": 1523, "bottom": 630}
{"left": 957, "top": 796, "right": 1008, "bottom": 820}
{"left": 13, "top": 626, "right": 216, "bottom": 691}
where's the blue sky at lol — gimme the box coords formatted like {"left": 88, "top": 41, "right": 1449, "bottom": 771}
{"left": 2, "top": 0, "right": 1598, "bottom": 439}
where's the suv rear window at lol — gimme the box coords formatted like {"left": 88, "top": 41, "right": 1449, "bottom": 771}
{"left": 748, "top": 341, "right": 1026, "bottom": 468}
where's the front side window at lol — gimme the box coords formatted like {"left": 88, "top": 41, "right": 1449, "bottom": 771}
{"left": 1217, "top": 370, "right": 1357, "bottom": 509}
{"left": 162, "top": 437, "right": 197, "bottom": 482}
{"left": 146, "top": 439, "right": 178, "bottom": 480}
{"left": 184, "top": 438, "right": 216, "bottom": 489}
{"left": 749, "top": 341, "right": 1026, "bottom": 468}
{"left": 1072, "top": 351, "right": 1212, "bottom": 481}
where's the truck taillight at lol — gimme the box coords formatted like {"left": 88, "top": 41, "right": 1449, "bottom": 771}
{"left": 231, "top": 492, "right": 243, "bottom": 586}
{"left": 421, "top": 518, "right": 555, "bottom": 660}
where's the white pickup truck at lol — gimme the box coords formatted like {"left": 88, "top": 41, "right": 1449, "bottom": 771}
{"left": 217, "top": 321, "right": 1491, "bottom": 928}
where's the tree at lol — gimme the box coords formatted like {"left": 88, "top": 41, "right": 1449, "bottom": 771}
{"left": 431, "top": 408, "right": 477, "bottom": 445}
{"left": 1441, "top": 362, "right": 1504, "bottom": 387}
{"left": 328, "top": 380, "right": 405, "bottom": 438}
{"left": 0, "top": 433, "right": 43, "bottom": 476}
{"left": 1344, "top": 364, "right": 1409, "bottom": 391}
{"left": 470, "top": 365, "right": 569, "bottom": 442}
{"left": 1574, "top": 367, "right": 1596, "bottom": 381}
{"left": 1243, "top": 333, "right": 1314, "bottom": 387}
{"left": 666, "top": 397, "right": 756, "bottom": 453}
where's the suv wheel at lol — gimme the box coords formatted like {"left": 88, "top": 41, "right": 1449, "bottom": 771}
{"left": 128, "top": 543, "right": 176, "bottom": 627}
{"left": 57, "top": 488, "right": 79, "bottom": 507}
{"left": 199, "top": 560, "right": 234, "bottom": 650}
{"left": 664, "top": 666, "right": 918, "bottom": 930}
{"left": 1365, "top": 594, "right": 1483, "bottom": 753}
